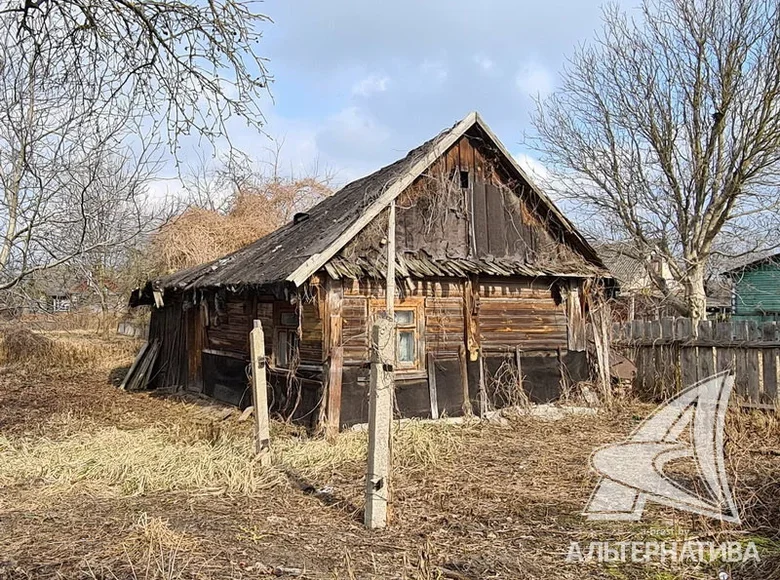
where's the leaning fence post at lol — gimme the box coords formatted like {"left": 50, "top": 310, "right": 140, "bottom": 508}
{"left": 250, "top": 320, "right": 271, "bottom": 466}
{"left": 365, "top": 317, "right": 394, "bottom": 529}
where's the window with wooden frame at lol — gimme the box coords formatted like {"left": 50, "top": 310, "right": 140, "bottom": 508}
{"left": 369, "top": 299, "right": 425, "bottom": 372}
{"left": 275, "top": 308, "right": 299, "bottom": 368}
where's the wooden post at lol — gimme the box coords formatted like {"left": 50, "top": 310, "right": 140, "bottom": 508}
{"left": 386, "top": 200, "right": 396, "bottom": 317}
{"left": 426, "top": 352, "right": 439, "bottom": 419}
{"left": 478, "top": 354, "right": 488, "bottom": 417}
{"left": 515, "top": 345, "right": 524, "bottom": 394}
{"left": 458, "top": 344, "right": 472, "bottom": 416}
{"left": 365, "top": 318, "right": 394, "bottom": 529}
{"left": 591, "top": 301, "right": 612, "bottom": 404}
{"left": 325, "top": 313, "right": 343, "bottom": 440}
{"left": 250, "top": 320, "right": 271, "bottom": 466}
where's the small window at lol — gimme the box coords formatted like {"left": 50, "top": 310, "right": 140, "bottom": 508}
{"left": 459, "top": 170, "right": 470, "bottom": 189}
{"left": 276, "top": 308, "right": 299, "bottom": 368}
{"left": 280, "top": 311, "right": 298, "bottom": 327}
{"left": 394, "top": 310, "right": 414, "bottom": 325}
{"left": 369, "top": 300, "right": 424, "bottom": 372}
{"left": 394, "top": 308, "right": 417, "bottom": 368}
{"left": 276, "top": 329, "right": 299, "bottom": 368}
{"left": 52, "top": 295, "right": 71, "bottom": 312}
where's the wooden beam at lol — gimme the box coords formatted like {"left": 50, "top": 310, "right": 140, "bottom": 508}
{"left": 365, "top": 318, "right": 395, "bottom": 529}
{"left": 325, "top": 345, "right": 343, "bottom": 439}
{"left": 459, "top": 344, "right": 472, "bottom": 416}
{"left": 250, "top": 320, "right": 271, "bottom": 466}
{"left": 515, "top": 345, "right": 524, "bottom": 395}
{"left": 286, "top": 113, "right": 478, "bottom": 287}
{"left": 426, "top": 352, "right": 439, "bottom": 420}
{"left": 478, "top": 354, "right": 488, "bottom": 418}
{"left": 386, "top": 200, "right": 396, "bottom": 317}
{"left": 120, "top": 341, "right": 149, "bottom": 390}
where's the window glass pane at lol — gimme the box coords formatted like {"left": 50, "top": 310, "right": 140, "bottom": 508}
{"left": 397, "top": 330, "right": 415, "bottom": 362}
{"left": 280, "top": 311, "right": 297, "bottom": 327}
{"left": 277, "top": 330, "right": 288, "bottom": 366}
{"left": 394, "top": 310, "right": 414, "bottom": 326}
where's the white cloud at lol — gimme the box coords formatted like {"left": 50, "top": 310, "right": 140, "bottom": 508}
{"left": 352, "top": 74, "right": 390, "bottom": 97}
{"left": 473, "top": 54, "right": 496, "bottom": 73}
{"left": 515, "top": 61, "right": 554, "bottom": 98}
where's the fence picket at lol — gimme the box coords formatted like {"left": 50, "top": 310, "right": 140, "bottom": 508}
{"left": 697, "top": 321, "right": 715, "bottom": 382}
{"left": 612, "top": 317, "right": 776, "bottom": 406}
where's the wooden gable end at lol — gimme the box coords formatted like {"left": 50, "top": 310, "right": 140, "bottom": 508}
{"left": 340, "top": 132, "right": 591, "bottom": 273}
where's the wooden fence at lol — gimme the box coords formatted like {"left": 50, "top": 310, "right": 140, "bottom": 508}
{"left": 613, "top": 318, "right": 780, "bottom": 406}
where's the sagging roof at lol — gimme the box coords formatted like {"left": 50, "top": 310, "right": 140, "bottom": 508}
{"left": 155, "top": 112, "right": 605, "bottom": 292}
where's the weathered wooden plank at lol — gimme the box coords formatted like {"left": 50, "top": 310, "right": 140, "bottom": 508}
{"left": 715, "top": 321, "right": 734, "bottom": 375}
{"left": 485, "top": 183, "right": 507, "bottom": 255}
{"left": 697, "top": 321, "right": 715, "bottom": 381}
{"left": 515, "top": 345, "right": 524, "bottom": 396}
{"left": 426, "top": 353, "right": 439, "bottom": 420}
{"left": 478, "top": 355, "right": 488, "bottom": 417}
{"left": 472, "top": 176, "right": 489, "bottom": 256}
{"left": 762, "top": 322, "right": 779, "bottom": 404}
{"left": 458, "top": 344, "right": 472, "bottom": 416}
{"left": 745, "top": 321, "right": 761, "bottom": 402}
{"left": 733, "top": 321, "right": 750, "bottom": 398}
{"left": 674, "top": 318, "right": 697, "bottom": 390}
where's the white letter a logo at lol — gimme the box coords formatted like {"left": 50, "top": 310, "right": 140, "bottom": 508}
{"left": 585, "top": 371, "right": 740, "bottom": 523}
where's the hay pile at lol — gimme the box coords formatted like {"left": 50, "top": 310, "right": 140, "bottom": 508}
{"left": 153, "top": 178, "right": 332, "bottom": 273}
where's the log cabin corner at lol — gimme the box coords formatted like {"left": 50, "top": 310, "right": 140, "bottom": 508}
{"left": 131, "top": 112, "right": 611, "bottom": 431}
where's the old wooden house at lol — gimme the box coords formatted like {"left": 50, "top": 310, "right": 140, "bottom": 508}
{"left": 133, "top": 112, "right": 610, "bottom": 430}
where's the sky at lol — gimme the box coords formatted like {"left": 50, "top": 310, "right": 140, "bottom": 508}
{"left": 153, "top": 0, "right": 638, "bottom": 197}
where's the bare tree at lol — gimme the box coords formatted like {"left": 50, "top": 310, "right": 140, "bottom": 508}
{"left": 1, "top": 0, "right": 271, "bottom": 147}
{"left": 0, "top": 0, "right": 271, "bottom": 293}
{"left": 532, "top": 0, "right": 780, "bottom": 323}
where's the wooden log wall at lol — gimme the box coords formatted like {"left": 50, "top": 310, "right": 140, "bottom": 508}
{"left": 299, "top": 299, "right": 324, "bottom": 362}
{"left": 338, "top": 277, "right": 569, "bottom": 361}
{"left": 478, "top": 279, "right": 568, "bottom": 353}
{"left": 207, "top": 294, "right": 251, "bottom": 354}
{"left": 614, "top": 317, "right": 780, "bottom": 406}
{"left": 326, "top": 276, "right": 590, "bottom": 427}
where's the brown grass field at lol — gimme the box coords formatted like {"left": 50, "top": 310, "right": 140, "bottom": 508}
{"left": 0, "top": 330, "right": 777, "bottom": 579}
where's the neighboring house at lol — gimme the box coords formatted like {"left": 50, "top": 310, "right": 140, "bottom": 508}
{"left": 596, "top": 241, "right": 678, "bottom": 320}
{"left": 723, "top": 252, "right": 780, "bottom": 322}
{"left": 23, "top": 271, "right": 123, "bottom": 315}
{"left": 132, "top": 112, "right": 610, "bottom": 429}
{"left": 597, "top": 241, "right": 732, "bottom": 320}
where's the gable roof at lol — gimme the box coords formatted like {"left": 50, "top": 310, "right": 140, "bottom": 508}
{"left": 156, "top": 112, "right": 605, "bottom": 292}
{"left": 595, "top": 241, "right": 657, "bottom": 292}
{"left": 722, "top": 250, "right": 780, "bottom": 276}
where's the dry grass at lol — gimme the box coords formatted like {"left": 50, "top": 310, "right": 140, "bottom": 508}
{"left": 0, "top": 416, "right": 470, "bottom": 501}
{"left": 0, "top": 425, "right": 284, "bottom": 496}
{"left": 153, "top": 177, "right": 332, "bottom": 274}
{"left": 0, "top": 334, "right": 777, "bottom": 580}
{"left": 277, "top": 420, "right": 471, "bottom": 480}
{"left": 0, "top": 327, "right": 139, "bottom": 370}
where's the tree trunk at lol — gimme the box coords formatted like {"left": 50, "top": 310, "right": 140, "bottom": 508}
{"left": 684, "top": 266, "right": 707, "bottom": 327}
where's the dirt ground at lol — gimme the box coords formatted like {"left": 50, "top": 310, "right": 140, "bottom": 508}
{"left": 0, "top": 352, "right": 778, "bottom": 579}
